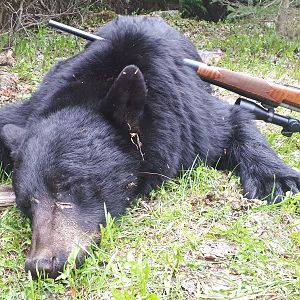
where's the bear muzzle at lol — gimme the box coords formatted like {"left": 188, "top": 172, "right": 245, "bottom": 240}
{"left": 25, "top": 202, "right": 100, "bottom": 278}
{"left": 25, "top": 251, "right": 68, "bottom": 279}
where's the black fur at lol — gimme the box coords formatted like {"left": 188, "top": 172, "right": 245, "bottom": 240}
{"left": 0, "top": 16, "right": 299, "bottom": 277}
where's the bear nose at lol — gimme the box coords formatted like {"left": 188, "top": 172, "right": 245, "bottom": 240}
{"left": 25, "top": 255, "right": 62, "bottom": 278}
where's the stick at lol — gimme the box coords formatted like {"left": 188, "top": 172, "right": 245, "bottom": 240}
{"left": 0, "top": 186, "right": 15, "bottom": 209}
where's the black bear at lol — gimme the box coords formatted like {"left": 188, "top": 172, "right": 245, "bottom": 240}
{"left": 0, "top": 16, "right": 299, "bottom": 278}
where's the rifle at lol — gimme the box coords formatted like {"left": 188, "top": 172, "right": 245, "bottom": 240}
{"left": 48, "top": 20, "right": 104, "bottom": 41}
{"left": 48, "top": 20, "right": 300, "bottom": 136}
{"left": 183, "top": 59, "right": 300, "bottom": 136}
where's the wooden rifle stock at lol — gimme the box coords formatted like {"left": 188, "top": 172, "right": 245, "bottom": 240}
{"left": 183, "top": 58, "right": 300, "bottom": 111}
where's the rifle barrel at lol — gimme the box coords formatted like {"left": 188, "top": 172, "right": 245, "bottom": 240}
{"left": 48, "top": 20, "right": 104, "bottom": 41}
{"left": 183, "top": 58, "right": 300, "bottom": 111}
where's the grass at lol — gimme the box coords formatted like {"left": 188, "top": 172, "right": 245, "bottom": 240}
{"left": 12, "top": 26, "right": 84, "bottom": 85}
{"left": 0, "top": 12, "right": 300, "bottom": 299}
{"left": 265, "top": 125, "right": 300, "bottom": 169}
{"left": 166, "top": 15, "right": 300, "bottom": 80}
{"left": 0, "top": 163, "right": 12, "bottom": 185}
{"left": 1, "top": 166, "right": 300, "bottom": 299}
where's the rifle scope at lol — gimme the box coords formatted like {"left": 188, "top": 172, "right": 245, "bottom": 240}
{"left": 236, "top": 98, "right": 300, "bottom": 137}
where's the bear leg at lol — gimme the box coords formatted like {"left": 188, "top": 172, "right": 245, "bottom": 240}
{"left": 225, "top": 106, "right": 300, "bottom": 203}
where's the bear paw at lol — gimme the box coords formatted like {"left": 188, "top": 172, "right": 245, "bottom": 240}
{"left": 242, "top": 170, "right": 300, "bottom": 204}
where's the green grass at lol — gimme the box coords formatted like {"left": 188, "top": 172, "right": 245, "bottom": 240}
{"left": 1, "top": 166, "right": 300, "bottom": 299}
{"left": 0, "top": 12, "right": 300, "bottom": 299}
{"left": 0, "top": 163, "right": 12, "bottom": 185}
{"left": 0, "top": 26, "right": 85, "bottom": 87}
{"left": 166, "top": 16, "right": 300, "bottom": 80}
{"left": 265, "top": 125, "right": 300, "bottom": 169}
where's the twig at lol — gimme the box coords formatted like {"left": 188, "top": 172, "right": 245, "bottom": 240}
{"left": 0, "top": 186, "right": 15, "bottom": 210}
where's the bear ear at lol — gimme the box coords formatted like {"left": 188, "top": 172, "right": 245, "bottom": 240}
{"left": 101, "top": 65, "right": 147, "bottom": 131}
{"left": 1, "top": 124, "right": 25, "bottom": 153}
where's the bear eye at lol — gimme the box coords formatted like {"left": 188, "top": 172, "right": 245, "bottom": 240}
{"left": 49, "top": 179, "right": 64, "bottom": 195}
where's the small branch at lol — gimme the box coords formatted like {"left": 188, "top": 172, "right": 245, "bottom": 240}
{"left": 0, "top": 0, "right": 101, "bottom": 42}
{"left": 0, "top": 186, "right": 15, "bottom": 210}
{"left": 15, "top": 0, "right": 25, "bottom": 32}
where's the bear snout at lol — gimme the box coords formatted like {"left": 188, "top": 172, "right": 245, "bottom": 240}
{"left": 25, "top": 253, "right": 66, "bottom": 279}
{"left": 26, "top": 202, "right": 99, "bottom": 278}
